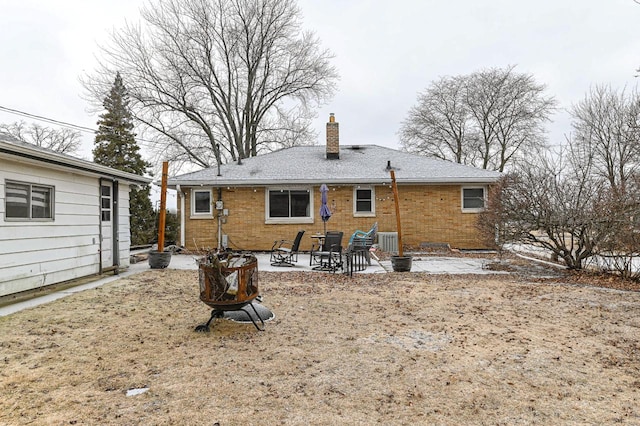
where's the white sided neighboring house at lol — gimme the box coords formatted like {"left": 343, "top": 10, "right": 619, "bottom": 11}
{"left": 0, "top": 133, "right": 152, "bottom": 297}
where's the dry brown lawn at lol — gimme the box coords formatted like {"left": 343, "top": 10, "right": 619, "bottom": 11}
{"left": 1, "top": 264, "right": 639, "bottom": 425}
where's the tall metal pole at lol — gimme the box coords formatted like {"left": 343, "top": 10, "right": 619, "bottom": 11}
{"left": 157, "top": 161, "right": 169, "bottom": 253}
{"left": 390, "top": 169, "right": 404, "bottom": 257}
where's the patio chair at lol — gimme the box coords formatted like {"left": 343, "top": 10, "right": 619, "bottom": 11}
{"left": 348, "top": 222, "right": 377, "bottom": 265}
{"left": 270, "top": 230, "right": 305, "bottom": 267}
{"left": 310, "top": 231, "right": 344, "bottom": 272}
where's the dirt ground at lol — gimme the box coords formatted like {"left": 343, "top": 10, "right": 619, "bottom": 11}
{"left": 1, "top": 257, "right": 639, "bottom": 425}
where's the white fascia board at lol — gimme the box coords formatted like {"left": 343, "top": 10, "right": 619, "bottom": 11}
{"left": 0, "top": 141, "right": 152, "bottom": 185}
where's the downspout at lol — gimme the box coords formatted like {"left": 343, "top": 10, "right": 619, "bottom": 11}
{"left": 112, "top": 180, "right": 119, "bottom": 274}
{"left": 176, "top": 184, "right": 186, "bottom": 247}
{"left": 215, "top": 143, "right": 223, "bottom": 250}
{"left": 217, "top": 187, "right": 223, "bottom": 249}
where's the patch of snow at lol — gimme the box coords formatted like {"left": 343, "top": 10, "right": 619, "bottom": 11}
{"left": 126, "top": 387, "right": 149, "bottom": 396}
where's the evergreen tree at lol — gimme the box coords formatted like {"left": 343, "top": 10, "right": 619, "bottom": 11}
{"left": 93, "top": 72, "right": 155, "bottom": 246}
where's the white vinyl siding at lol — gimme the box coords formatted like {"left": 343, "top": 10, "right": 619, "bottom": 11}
{"left": 0, "top": 159, "right": 133, "bottom": 296}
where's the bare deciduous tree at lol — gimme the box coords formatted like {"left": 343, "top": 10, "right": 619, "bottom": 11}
{"left": 83, "top": 0, "right": 338, "bottom": 172}
{"left": 480, "top": 137, "right": 640, "bottom": 273}
{"left": 468, "top": 66, "right": 557, "bottom": 171}
{"left": 400, "top": 65, "right": 556, "bottom": 172}
{"left": 593, "top": 196, "right": 640, "bottom": 279}
{"left": 570, "top": 85, "right": 640, "bottom": 196}
{"left": 0, "top": 121, "right": 81, "bottom": 155}
{"left": 479, "top": 144, "right": 620, "bottom": 270}
{"left": 399, "top": 75, "right": 476, "bottom": 165}
{"left": 480, "top": 83, "right": 640, "bottom": 276}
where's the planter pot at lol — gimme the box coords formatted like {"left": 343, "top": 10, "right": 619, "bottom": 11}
{"left": 391, "top": 255, "right": 412, "bottom": 272}
{"left": 149, "top": 250, "right": 172, "bottom": 269}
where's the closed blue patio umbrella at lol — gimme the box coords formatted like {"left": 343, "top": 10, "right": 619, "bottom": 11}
{"left": 319, "top": 184, "right": 331, "bottom": 236}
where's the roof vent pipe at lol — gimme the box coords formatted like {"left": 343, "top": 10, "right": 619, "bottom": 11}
{"left": 216, "top": 143, "right": 222, "bottom": 177}
{"left": 386, "top": 160, "right": 392, "bottom": 170}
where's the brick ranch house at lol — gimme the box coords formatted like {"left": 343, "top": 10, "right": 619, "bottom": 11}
{"left": 167, "top": 115, "right": 501, "bottom": 253}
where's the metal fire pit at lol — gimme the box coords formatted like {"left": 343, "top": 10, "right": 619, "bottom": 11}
{"left": 195, "top": 253, "right": 265, "bottom": 332}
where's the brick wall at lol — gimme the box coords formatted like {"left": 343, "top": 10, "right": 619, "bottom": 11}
{"left": 179, "top": 184, "right": 487, "bottom": 251}
{"left": 326, "top": 114, "right": 339, "bottom": 159}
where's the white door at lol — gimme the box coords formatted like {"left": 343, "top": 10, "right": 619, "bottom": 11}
{"left": 100, "top": 183, "right": 113, "bottom": 269}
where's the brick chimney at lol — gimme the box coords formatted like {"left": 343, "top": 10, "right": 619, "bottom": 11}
{"left": 326, "top": 113, "right": 339, "bottom": 159}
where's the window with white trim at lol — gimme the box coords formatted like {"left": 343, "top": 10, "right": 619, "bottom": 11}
{"left": 5, "top": 180, "right": 54, "bottom": 220}
{"left": 353, "top": 186, "right": 375, "bottom": 216}
{"left": 266, "top": 188, "right": 313, "bottom": 223}
{"left": 462, "top": 187, "right": 486, "bottom": 212}
{"left": 191, "top": 188, "right": 213, "bottom": 217}
{"left": 101, "top": 185, "right": 111, "bottom": 221}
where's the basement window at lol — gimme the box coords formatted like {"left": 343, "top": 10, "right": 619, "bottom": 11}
{"left": 5, "top": 180, "right": 54, "bottom": 221}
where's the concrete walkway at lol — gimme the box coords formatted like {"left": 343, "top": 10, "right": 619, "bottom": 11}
{"left": 384, "top": 255, "right": 493, "bottom": 274}
{"left": 0, "top": 251, "right": 498, "bottom": 317}
{"left": 0, "top": 262, "right": 149, "bottom": 317}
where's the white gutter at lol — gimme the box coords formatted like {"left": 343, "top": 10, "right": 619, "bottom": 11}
{"left": 166, "top": 177, "right": 501, "bottom": 188}
{"left": 0, "top": 140, "right": 151, "bottom": 185}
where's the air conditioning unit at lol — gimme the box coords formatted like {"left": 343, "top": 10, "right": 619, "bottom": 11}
{"left": 378, "top": 232, "right": 398, "bottom": 253}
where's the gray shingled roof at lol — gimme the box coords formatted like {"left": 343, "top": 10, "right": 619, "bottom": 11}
{"left": 168, "top": 144, "right": 501, "bottom": 186}
{"left": 0, "top": 133, "right": 151, "bottom": 185}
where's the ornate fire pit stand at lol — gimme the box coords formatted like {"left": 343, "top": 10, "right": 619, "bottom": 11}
{"left": 195, "top": 253, "right": 265, "bottom": 332}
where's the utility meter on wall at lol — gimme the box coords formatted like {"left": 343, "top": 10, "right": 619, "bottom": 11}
{"left": 215, "top": 201, "right": 224, "bottom": 210}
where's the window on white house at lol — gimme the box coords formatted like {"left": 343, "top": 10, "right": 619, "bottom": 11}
{"left": 266, "top": 188, "right": 312, "bottom": 223}
{"left": 354, "top": 187, "right": 375, "bottom": 216}
{"left": 462, "top": 187, "right": 486, "bottom": 212}
{"left": 101, "top": 185, "right": 111, "bottom": 221}
{"left": 5, "top": 180, "right": 54, "bottom": 220}
{"left": 192, "top": 189, "right": 213, "bottom": 216}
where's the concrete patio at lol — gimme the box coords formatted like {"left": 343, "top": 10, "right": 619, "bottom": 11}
{"left": 0, "top": 251, "right": 499, "bottom": 317}
{"left": 167, "top": 251, "right": 496, "bottom": 275}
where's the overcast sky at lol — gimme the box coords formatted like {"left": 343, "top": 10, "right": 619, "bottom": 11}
{"left": 1, "top": 0, "right": 639, "bottom": 163}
